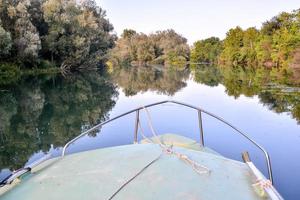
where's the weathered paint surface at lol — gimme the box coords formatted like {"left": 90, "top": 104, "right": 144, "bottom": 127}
{"left": 0, "top": 135, "right": 267, "bottom": 200}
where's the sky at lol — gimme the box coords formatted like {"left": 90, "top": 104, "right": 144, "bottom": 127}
{"left": 98, "top": 0, "right": 300, "bottom": 44}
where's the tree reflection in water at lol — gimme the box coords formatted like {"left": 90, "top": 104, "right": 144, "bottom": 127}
{"left": 0, "top": 73, "right": 118, "bottom": 170}
{"left": 0, "top": 64, "right": 299, "bottom": 173}
{"left": 110, "top": 65, "right": 190, "bottom": 96}
{"left": 191, "top": 65, "right": 300, "bottom": 123}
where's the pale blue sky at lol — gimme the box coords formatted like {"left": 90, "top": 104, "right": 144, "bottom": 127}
{"left": 98, "top": 0, "right": 299, "bottom": 44}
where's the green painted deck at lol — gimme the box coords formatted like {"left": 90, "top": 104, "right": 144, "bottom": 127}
{"left": 0, "top": 135, "right": 268, "bottom": 200}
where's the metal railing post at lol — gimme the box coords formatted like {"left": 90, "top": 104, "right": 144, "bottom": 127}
{"left": 265, "top": 152, "right": 274, "bottom": 184}
{"left": 198, "top": 110, "right": 204, "bottom": 146}
{"left": 133, "top": 110, "right": 139, "bottom": 143}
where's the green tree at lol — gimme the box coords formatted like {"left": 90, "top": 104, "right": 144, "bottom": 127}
{"left": 109, "top": 29, "right": 189, "bottom": 67}
{"left": 0, "top": 25, "right": 12, "bottom": 57}
{"left": 191, "top": 37, "right": 222, "bottom": 64}
{"left": 0, "top": 0, "right": 115, "bottom": 74}
{"left": 220, "top": 26, "right": 244, "bottom": 65}
{"left": 121, "top": 29, "right": 137, "bottom": 39}
{"left": 240, "top": 27, "right": 259, "bottom": 66}
{"left": 42, "top": 0, "right": 115, "bottom": 70}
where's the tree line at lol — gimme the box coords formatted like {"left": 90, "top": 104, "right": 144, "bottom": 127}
{"left": 0, "top": 0, "right": 115, "bottom": 75}
{"left": 108, "top": 29, "right": 190, "bottom": 67}
{"left": 190, "top": 9, "right": 300, "bottom": 84}
{"left": 0, "top": 0, "right": 299, "bottom": 85}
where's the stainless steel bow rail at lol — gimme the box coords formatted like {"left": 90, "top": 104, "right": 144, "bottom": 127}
{"left": 61, "top": 100, "right": 273, "bottom": 184}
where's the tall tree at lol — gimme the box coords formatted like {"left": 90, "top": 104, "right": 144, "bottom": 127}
{"left": 0, "top": 24, "right": 12, "bottom": 57}
{"left": 0, "top": 0, "right": 115, "bottom": 73}
{"left": 191, "top": 37, "right": 222, "bottom": 64}
{"left": 109, "top": 29, "right": 189, "bottom": 67}
{"left": 220, "top": 26, "right": 244, "bottom": 65}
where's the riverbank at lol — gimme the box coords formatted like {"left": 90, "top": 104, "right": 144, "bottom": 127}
{"left": 0, "top": 63, "right": 60, "bottom": 86}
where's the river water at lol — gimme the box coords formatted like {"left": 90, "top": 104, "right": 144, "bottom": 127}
{"left": 0, "top": 65, "right": 299, "bottom": 199}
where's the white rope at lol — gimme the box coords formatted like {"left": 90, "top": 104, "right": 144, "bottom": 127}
{"left": 139, "top": 107, "right": 210, "bottom": 175}
{"left": 108, "top": 106, "right": 210, "bottom": 199}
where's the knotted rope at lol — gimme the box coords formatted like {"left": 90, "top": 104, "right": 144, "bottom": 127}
{"left": 138, "top": 106, "right": 210, "bottom": 175}
{"left": 252, "top": 178, "right": 272, "bottom": 197}
{"left": 108, "top": 107, "right": 210, "bottom": 199}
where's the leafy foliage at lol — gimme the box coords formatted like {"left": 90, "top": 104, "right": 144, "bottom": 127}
{"left": 109, "top": 29, "right": 189, "bottom": 67}
{"left": 190, "top": 37, "right": 223, "bottom": 64}
{"left": 189, "top": 9, "right": 300, "bottom": 83}
{"left": 0, "top": 62, "right": 21, "bottom": 85}
{"left": 219, "top": 9, "right": 300, "bottom": 72}
{"left": 0, "top": 0, "right": 115, "bottom": 71}
{"left": 0, "top": 25, "right": 12, "bottom": 57}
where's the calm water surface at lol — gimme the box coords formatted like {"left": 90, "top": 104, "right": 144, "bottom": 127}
{"left": 0, "top": 66, "right": 299, "bottom": 199}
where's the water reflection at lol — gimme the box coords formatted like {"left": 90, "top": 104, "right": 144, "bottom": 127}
{"left": 0, "top": 73, "right": 118, "bottom": 170}
{"left": 191, "top": 64, "right": 222, "bottom": 87}
{"left": 0, "top": 64, "right": 299, "bottom": 177}
{"left": 191, "top": 65, "right": 300, "bottom": 123}
{"left": 259, "top": 91, "right": 300, "bottom": 124}
{"left": 110, "top": 65, "right": 190, "bottom": 96}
